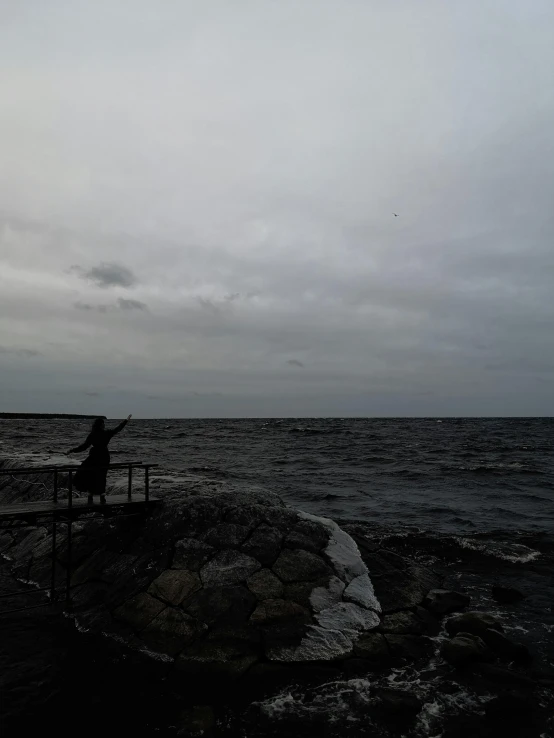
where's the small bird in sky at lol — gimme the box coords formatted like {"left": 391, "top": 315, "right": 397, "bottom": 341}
{"left": 393, "top": 213, "right": 399, "bottom": 217}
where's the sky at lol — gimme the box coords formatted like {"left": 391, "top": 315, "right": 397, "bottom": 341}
{"left": 1, "top": 1, "right": 553, "bottom": 418}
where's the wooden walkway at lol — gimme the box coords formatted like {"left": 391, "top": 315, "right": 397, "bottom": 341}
{"left": 0, "top": 493, "right": 160, "bottom": 524}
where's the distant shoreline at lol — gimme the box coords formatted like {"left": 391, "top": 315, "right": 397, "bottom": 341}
{"left": 0, "top": 413, "right": 106, "bottom": 420}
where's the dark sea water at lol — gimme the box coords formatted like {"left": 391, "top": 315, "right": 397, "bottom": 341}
{"left": 1, "top": 417, "right": 553, "bottom": 535}
{"left": 2, "top": 417, "right": 554, "bottom": 736}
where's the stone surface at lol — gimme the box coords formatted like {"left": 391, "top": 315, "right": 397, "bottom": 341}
{"left": 384, "top": 634, "right": 434, "bottom": 661}
{"left": 172, "top": 538, "right": 214, "bottom": 571}
{"left": 353, "top": 632, "right": 389, "bottom": 660}
{"left": 379, "top": 610, "right": 428, "bottom": 635}
{"left": 269, "top": 625, "right": 354, "bottom": 662}
{"left": 241, "top": 525, "right": 283, "bottom": 566}
{"left": 202, "top": 523, "right": 251, "bottom": 548}
{"left": 343, "top": 573, "right": 381, "bottom": 611}
{"left": 176, "top": 642, "right": 257, "bottom": 678}
{"left": 376, "top": 688, "right": 423, "bottom": 715}
{"left": 479, "top": 628, "right": 530, "bottom": 662}
{"left": 0, "top": 477, "right": 386, "bottom": 678}
{"left": 284, "top": 520, "right": 329, "bottom": 553}
{"left": 272, "top": 549, "right": 330, "bottom": 583}
{"left": 441, "top": 632, "right": 493, "bottom": 667}
{"left": 142, "top": 607, "right": 206, "bottom": 656}
{"left": 316, "top": 602, "right": 380, "bottom": 636}
{"left": 250, "top": 599, "right": 310, "bottom": 625}
{"left": 284, "top": 580, "right": 327, "bottom": 609}
{"left": 310, "top": 576, "right": 345, "bottom": 612}
{"left": 361, "top": 549, "right": 441, "bottom": 612}
{"left": 148, "top": 570, "right": 201, "bottom": 606}
{"left": 423, "top": 589, "right": 470, "bottom": 615}
{"left": 113, "top": 592, "right": 166, "bottom": 631}
{"left": 247, "top": 569, "right": 284, "bottom": 600}
{"left": 184, "top": 585, "right": 257, "bottom": 626}
{"left": 200, "top": 550, "right": 261, "bottom": 587}
{"left": 445, "top": 611, "right": 503, "bottom": 638}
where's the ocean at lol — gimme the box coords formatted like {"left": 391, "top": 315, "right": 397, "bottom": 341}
{"left": 1, "top": 416, "right": 553, "bottom": 535}
{"left": 1, "top": 416, "right": 553, "bottom": 736}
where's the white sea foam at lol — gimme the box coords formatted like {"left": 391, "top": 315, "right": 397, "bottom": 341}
{"left": 457, "top": 537, "right": 541, "bottom": 563}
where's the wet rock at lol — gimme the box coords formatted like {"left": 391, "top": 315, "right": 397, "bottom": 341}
{"left": 445, "top": 611, "right": 503, "bottom": 638}
{"left": 113, "top": 592, "right": 166, "bottom": 631}
{"left": 284, "top": 519, "right": 329, "bottom": 553}
{"left": 353, "top": 632, "right": 389, "bottom": 660}
{"left": 184, "top": 585, "right": 257, "bottom": 626}
{"left": 384, "top": 634, "right": 434, "bottom": 661}
{"left": 8, "top": 529, "right": 46, "bottom": 563}
{"left": 480, "top": 628, "right": 530, "bottom": 662}
{"left": 375, "top": 687, "right": 423, "bottom": 716}
{"left": 241, "top": 525, "right": 283, "bottom": 566}
{"left": 172, "top": 538, "right": 214, "bottom": 571}
{"left": 414, "top": 605, "right": 441, "bottom": 636}
{"left": 492, "top": 585, "right": 525, "bottom": 604}
{"left": 423, "top": 589, "right": 470, "bottom": 615}
{"left": 201, "top": 523, "right": 251, "bottom": 548}
{"left": 272, "top": 549, "right": 330, "bottom": 583}
{"left": 200, "top": 550, "right": 261, "bottom": 587}
{"left": 250, "top": 599, "right": 310, "bottom": 624}
{"left": 310, "top": 576, "right": 346, "bottom": 612}
{"left": 147, "top": 570, "right": 201, "bottom": 606}
{"left": 176, "top": 642, "right": 258, "bottom": 678}
{"left": 363, "top": 549, "right": 440, "bottom": 612}
{"left": 441, "top": 632, "right": 493, "bottom": 667}
{"left": 343, "top": 573, "right": 381, "bottom": 611}
{"left": 142, "top": 607, "right": 206, "bottom": 656}
{"left": 379, "top": 610, "right": 427, "bottom": 635}
{"left": 316, "top": 601, "right": 379, "bottom": 634}
{"left": 247, "top": 568, "right": 284, "bottom": 600}
{"left": 250, "top": 600, "right": 311, "bottom": 625}
{"left": 285, "top": 579, "right": 329, "bottom": 609}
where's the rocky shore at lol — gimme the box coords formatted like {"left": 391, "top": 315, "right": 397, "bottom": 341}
{"left": 0, "top": 466, "right": 553, "bottom": 736}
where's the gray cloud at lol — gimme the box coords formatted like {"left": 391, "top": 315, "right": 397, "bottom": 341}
{"left": 117, "top": 298, "right": 148, "bottom": 311}
{"left": 0, "top": 346, "right": 41, "bottom": 358}
{"left": 1, "top": 1, "right": 553, "bottom": 416}
{"left": 71, "top": 262, "right": 137, "bottom": 289}
{"left": 74, "top": 299, "right": 148, "bottom": 313}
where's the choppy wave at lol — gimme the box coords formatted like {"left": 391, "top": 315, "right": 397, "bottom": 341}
{"left": 1, "top": 416, "right": 553, "bottom": 535}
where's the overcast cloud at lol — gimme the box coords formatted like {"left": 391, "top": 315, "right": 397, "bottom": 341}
{"left": 1, "top": 1, "right": 553, "bottom": 417}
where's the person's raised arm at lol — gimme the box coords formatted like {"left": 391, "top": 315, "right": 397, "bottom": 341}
{"left": 68, "top": 434, "right": 92, "bottom": 454}
{"left": 108, "top": 414, "right": 132, "bottom": 438}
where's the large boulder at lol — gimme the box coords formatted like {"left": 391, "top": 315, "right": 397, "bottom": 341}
{"left": 5, "top": 486, "right": 383, "bottom": 679}
{"left": 441, "top": 632, "right": 494, "bottom": 667}
{"left": 422, "top": 589, "right": 470, "bottom": 616}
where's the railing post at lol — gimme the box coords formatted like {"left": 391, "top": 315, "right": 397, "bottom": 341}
{"left": 144, "top": 466, "right": 149, "bottom": 502}
{"left": 51, "top": 519, "right": 57, "bottom": 601}
{"left": 66, "top": 471, "right": 73, "bottom": 609}
{"left": 127, "top": 465, "right": 133, "bottom": 501}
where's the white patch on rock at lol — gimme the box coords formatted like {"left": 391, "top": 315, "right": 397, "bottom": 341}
{"left": 316, "top": 601, "right": 380, "bottom": 637}
{"left": 270, "top": 626, "right": 354, "bottom": 662}
{"left": 298, "top": 511, "right": 368, "bottom": 584}
{"left": 343, "top": 574, "right": 382, "bottom": 612}
{"left": 265, "top": 512, "right": 382, "bottom": 663}
{"left": 310, "top": 576, "right": 345, "bottom": 613}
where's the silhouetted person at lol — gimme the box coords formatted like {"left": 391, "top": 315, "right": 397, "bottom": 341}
{"left": 69, "top": 415, "right": 132, "bottom": 504}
